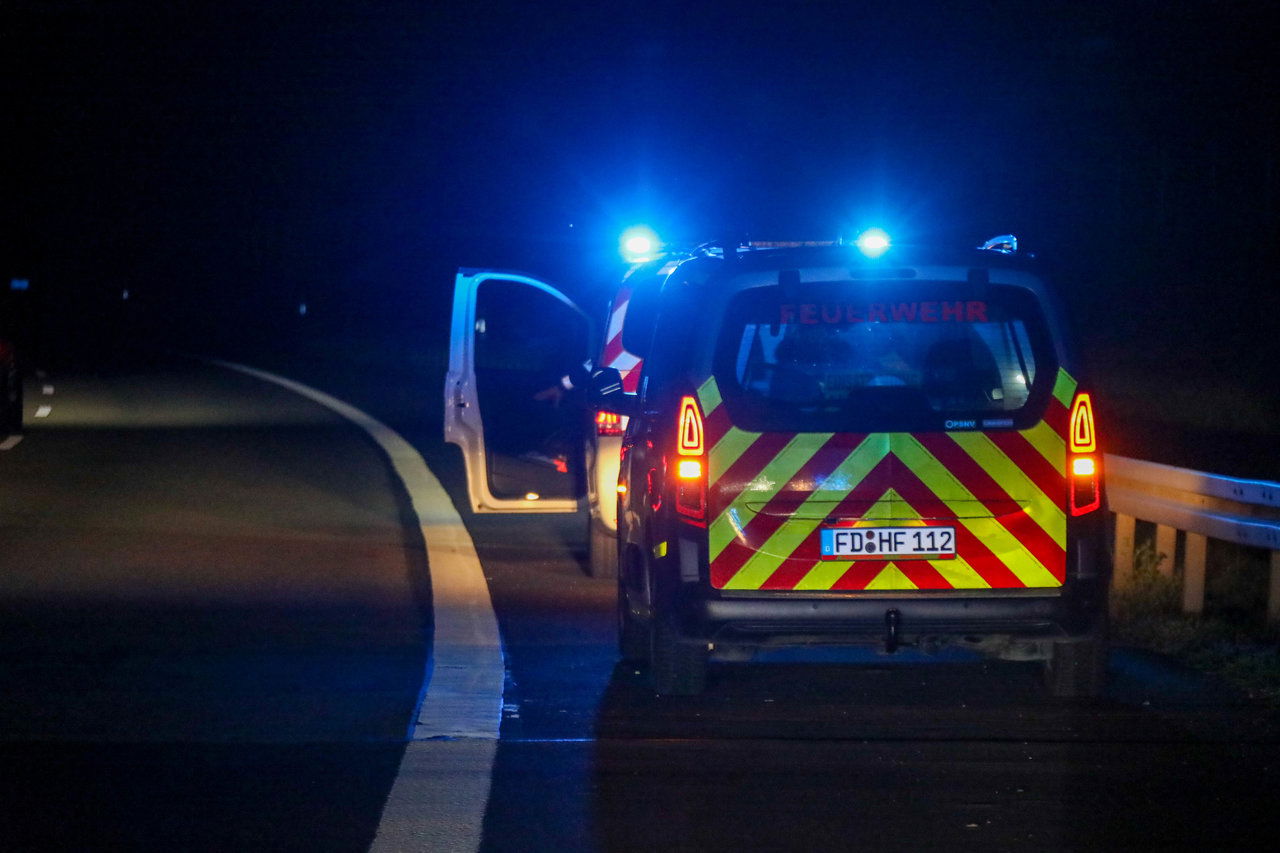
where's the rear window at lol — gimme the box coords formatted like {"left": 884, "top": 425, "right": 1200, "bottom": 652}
{"left": 713, "top": 281, "right": 1057, "bottom": 433}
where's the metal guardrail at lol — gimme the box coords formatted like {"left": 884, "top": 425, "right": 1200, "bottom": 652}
{"left": 1105, "top": 454, "right": 1280, "bottom": 621}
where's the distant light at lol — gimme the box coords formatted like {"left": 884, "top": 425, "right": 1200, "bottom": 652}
{"left": 620, "top": 226, "right": 661, "bottom": 263}
{"left": 10, "top": 279, "right": 29, "bottom": 291}
{"left": 524, "top": 492, "right": 541, "bottom": 501}
{"left": 298, "top": 302, "right": 308, "bottom": 316}
{"left": 855, "top": 228, "right": 891, "bottom": 258}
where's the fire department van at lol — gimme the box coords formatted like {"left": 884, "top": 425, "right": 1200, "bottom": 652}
{"left": 444, "top": 235, "right": 1110, "bottom": 698}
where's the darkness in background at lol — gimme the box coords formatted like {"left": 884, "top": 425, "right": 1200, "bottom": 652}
{"left": 5, "top": 1, "right": 1277, "bottom": 469}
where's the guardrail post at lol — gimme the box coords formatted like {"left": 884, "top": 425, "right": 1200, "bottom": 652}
{"left": 1269, "top": 551, "right": 1280, "bottom": 625}
{"left": 1183, "top": 533, "right": 1207, "bottom": 614}
{"left": 1154, "top": 524, "right": 1177, "bottom": 578}
{"left": 1113, "top": 513, "right": 1136, "bottom": 588}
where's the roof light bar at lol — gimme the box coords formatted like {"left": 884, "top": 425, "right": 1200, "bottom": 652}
{"left": 979, "top": 234, "right": 1018, "bottom": 254}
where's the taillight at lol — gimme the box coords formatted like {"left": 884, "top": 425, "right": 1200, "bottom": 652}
{"left": 596, "top": 410, "right": 624, "bottom": 436}
{"left": 675, "top": 395, "right": 707, "bottom": 522}
{"left": 1068, "top": 392, "right": 1101, "bottom": 515}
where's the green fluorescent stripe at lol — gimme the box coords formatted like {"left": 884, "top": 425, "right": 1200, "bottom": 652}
{"left": 1020, "top": 419, "right": 1067, "bottom": 470}
{"left": 1052, "top": 367, "right": 1077, "bottom": 407}
{"left": 709, "top": 432, "right": 832, "bottom": 563}
{"left": 707, "top": 425, "right": 765, "bottom": 562}
{"left": 954, "top": 517, "right": 1060, "bottom": 586}
{"left": 697, "top": 375, "right": 722, "bottom": 414}
{"left": 709, "top": 426, "right": 761, "bottom": 483}
{"left": 720, "top": 437, "right": 885, "bottom": 588}
{"left": 866, "top": 564, "right": 917, "bottom": 591}
{"left": 893, "top": 435, "right": 1059, "bottom": 587}
{"left": 708, "top": 513, "right": 743, "bottom": 564}
{"left": 793, "top": 561, "right": 846, "bottom": 591}
{"left": 929, "top": 554, "right": 992, "bottom": 589}
{"left": 947, "top": 431, "right": 1066, "bottom": 546}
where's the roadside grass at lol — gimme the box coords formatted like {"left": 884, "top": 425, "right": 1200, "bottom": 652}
{"left": 1111, "top": 541, "right": 1280, "bottom": 703}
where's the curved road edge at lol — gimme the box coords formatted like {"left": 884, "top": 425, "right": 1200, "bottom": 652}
{"left": 209, "top": 360, "right": 502, "bottom": 852}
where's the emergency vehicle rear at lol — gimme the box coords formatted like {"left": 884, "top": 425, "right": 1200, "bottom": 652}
{"left": 600, "top": 238, "right": 1109, "bottom": 697}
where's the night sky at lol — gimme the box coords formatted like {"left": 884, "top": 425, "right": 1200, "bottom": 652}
{"left": 6, "top": 1, "right": 1279, "bottom": 433}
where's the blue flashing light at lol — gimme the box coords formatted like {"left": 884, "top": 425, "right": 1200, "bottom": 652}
{"left": 855, "top": 228, "right": 891, "bottom": 258}
{"left": 620, "top": 226, "right": 660, "bottom": 263}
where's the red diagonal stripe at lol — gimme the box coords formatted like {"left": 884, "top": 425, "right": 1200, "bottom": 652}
{"left": 1042, "top": 395, "right": 1068, "bottom": 436}
{"left": 715, "top": 454, "right": 896, "bottom": 589}
{"left": 601, "top": 332, "right": 625, "bottom": 367}
{"left": 889, "top": 460, "right": 1028, "bottom": 588}
{"left": 703, "top": 401, "right": 734, "bottom": 450}
{"left": 914, "top": 433, "right": 1065, "bottom": 582}
{"left": 711, "top": 541, "right": 758, "bottom": 588}
{"left": 890, "top": 560, "right": 953, "bottom": 589}
{"left": 709, "top": 430, "right": 796, "bottom": 515}
{"left": 622, "top": 365, "right": 642, "bottom": 393}
{"left": 822, "top": 453, "right": 898, "bottom": 520}
{"left": 831, "top": 560, "right": 890, "bottom": 590}
{"left": 987, "top": 430, "right": 1066, "bottom": 505}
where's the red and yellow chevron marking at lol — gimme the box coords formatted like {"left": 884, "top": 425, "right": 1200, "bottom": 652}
{"left": 698, "top": 368, "right": 1079, "bottom": 591}
{"left": 601, "top": 286, "right": 643, "bottom": 392}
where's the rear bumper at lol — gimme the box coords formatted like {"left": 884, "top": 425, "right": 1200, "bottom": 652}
{"left": 669, "top": 509, "right": 1109, "bottom": 647}
{"left": 681, "top": 583, "right": 1105, "bottom": 645}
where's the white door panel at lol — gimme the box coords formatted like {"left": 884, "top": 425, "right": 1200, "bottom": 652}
{"left": 444, "top": 269, "right": 590, "bottom": 513}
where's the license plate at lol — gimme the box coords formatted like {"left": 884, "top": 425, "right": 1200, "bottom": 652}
{"left": 819, "top": 525, "right": 957, "bottom": 560}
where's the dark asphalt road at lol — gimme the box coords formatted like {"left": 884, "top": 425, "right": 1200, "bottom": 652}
{"left": 0, "top": 357, "right": 429, "bottom": 849}
{"left": 2, "top": 353, "right": 1279, "bottom": 851}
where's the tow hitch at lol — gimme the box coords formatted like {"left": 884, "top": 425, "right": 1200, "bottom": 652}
{"left": 884, "top": 608, "right": 901, "bottom": 653}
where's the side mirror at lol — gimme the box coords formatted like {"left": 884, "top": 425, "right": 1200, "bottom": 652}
{"left": 588, "top": 367, "right": 638, "bottom": 417}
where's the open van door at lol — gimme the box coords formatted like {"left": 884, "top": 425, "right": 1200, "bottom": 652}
{"left": 445, "top": 269, "right": 592, "bottom": 513}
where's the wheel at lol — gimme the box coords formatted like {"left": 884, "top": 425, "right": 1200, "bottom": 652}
{"left": 616, "top": 572, "right": 647, "bottom": 664}
{"left": 587, "top": 516, "right": 619, "bottom": 579}
{"left": 1045, "top": 637, "right": 1108, "bottom": 699}
{"left": 649, "top": 613, "right": 707, "bottom": 696}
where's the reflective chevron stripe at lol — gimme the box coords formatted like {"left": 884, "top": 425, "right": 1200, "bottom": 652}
{"left": 701, "top": 368, "right": 1079, "bottom": 591}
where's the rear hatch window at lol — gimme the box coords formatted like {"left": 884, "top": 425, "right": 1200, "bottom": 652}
{"left": 713, "top": 281, "right": 1056, "bottom": 433}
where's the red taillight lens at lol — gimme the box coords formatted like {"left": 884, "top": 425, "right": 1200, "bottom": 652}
{"left": 675, "top": 395, "right": 707, "bottom": 522}
{"left": 595, "top": 410, "right": 624, "bottom": 436}
{"left": 1068, "top": 393, "right": 1101, "bottom": 515}
{"left": 677, "top": 396, "right": 704, "bottom": 456}
{"left": 1069, "top": 392, "right": 1097, "bottom": 453}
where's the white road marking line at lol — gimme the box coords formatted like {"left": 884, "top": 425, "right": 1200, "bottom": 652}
{"left": 35, "top": 405, "right": 52, "bottom": 418}
{"left": 42, "top": 385, "right": 54, "bottom": 395}
{"left": 0, "top": 435, "right": 22, "bottom": 451}
{"left": 210, "top": 360, "right": 502, "bottom": 852}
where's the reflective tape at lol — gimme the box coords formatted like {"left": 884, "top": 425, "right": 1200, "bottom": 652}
{"left": 701, "top": 368, "right": 1079, "bottom": 591}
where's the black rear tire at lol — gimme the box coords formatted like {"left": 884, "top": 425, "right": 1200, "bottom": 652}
{"left": 588, "top": 516, "right": 619, "bottom": 579}
{"left": 617, "top": 573, "right": 648, "bottom": 664}
{"left": 1045, "top": 637, "right": 1108, "bottom": 699}
{"left": 649, "top": 615, "right": 707, "bottom": 696}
